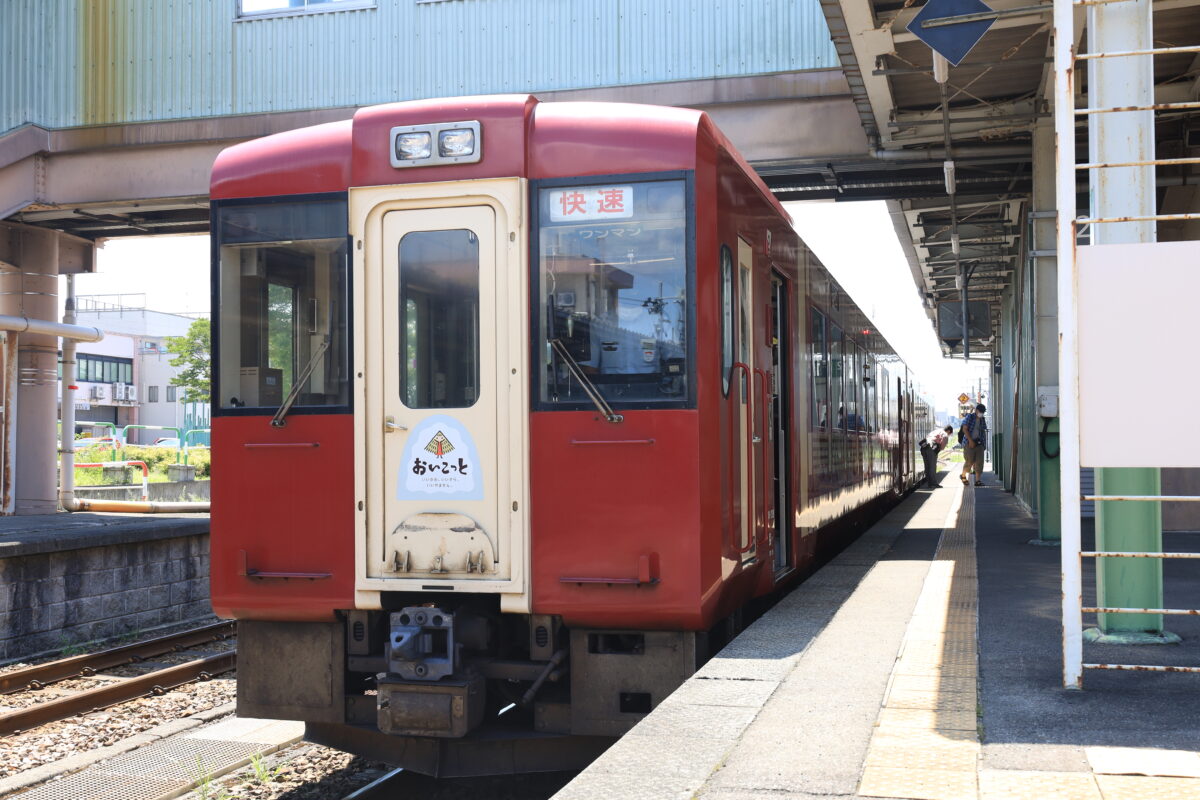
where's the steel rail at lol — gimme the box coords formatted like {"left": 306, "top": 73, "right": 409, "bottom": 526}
{"left": 0, "top": 621, "right": 235, "bottom": 694}
{"left": 0, "top": 651, "right": 236, "bottom": 736}
{"left": 341, "top": 767, "right": 407, "bottom": 799}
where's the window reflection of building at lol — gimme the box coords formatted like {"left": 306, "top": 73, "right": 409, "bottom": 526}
{"left": 538, "top": 179, "right": 689, "bottom": 405}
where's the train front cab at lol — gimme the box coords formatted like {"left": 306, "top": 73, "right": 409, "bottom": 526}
{"left": 209, "top": 97, "right": 808, "bottom": 776}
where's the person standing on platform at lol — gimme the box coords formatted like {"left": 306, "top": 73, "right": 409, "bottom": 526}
{"left": 920, "top": 425, "right": 954, "bottom": 488}
{"left": 960, "top": 404, "right": 988, "bottom": 487}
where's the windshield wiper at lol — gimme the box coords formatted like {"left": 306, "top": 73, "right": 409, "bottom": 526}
{"left": 550, "top": 339, "right": 623, "bottom": 424}
{"left": 271, "top": 338, "right": 330, "bottom": 428}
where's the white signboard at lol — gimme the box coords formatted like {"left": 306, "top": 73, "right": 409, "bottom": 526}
{"left": 396, "top": 414, "right": 484, "bottom": 500}
{"left": 548, "top": 186, "right": 634, "bottom": 222}
{"left": 1078, "top": 241, "right": 1200, "bottom": 468}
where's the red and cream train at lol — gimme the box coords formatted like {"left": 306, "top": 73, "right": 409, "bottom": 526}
{"left": 208, "top": 95, "right": 933, "bottom": 776}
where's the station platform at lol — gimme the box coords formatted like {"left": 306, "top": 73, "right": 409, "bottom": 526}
{"left": 0, "top": 512, "right": 211, "bottom": 662}
{"left": 554, "top": 471, "right": 1200, "bottom": 800}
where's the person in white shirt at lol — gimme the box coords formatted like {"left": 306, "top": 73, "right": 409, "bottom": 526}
{"left": 920, "top": 425, "right": 954, "bottom": 488}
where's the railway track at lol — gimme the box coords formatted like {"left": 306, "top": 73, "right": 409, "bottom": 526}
{"left": 0, "top": 621, "right": 237, "bottom": 736}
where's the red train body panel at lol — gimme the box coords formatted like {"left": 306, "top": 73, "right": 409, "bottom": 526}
{"left": 208, "top": 94, "right": 933, "bottom": 776}
{"left": 209, "top": 414, "right": 356, "bottom": 621}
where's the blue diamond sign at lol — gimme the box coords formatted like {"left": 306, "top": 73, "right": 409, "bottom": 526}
{"left": 905, "top": 0, "right": 996, "bottom": 67}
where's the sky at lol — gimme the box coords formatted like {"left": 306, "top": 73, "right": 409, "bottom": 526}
{"left": 77, "top": 203, "right": 988, "bottom": 418}
{"left": 74, "top": 235, "right": 212, "bottom": 317}
{"left": 787, "top": 200, "right": 991, "bottom": 417}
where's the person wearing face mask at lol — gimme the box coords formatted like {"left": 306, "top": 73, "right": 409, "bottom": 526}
{"left": 959, "top": 404, "right": 988, "bottom": 487}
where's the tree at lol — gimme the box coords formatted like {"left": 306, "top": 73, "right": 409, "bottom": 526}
{"left": 166, "top": 318, "right": 211, "bottom": 404}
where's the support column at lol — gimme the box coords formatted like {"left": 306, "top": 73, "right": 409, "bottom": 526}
{"left": 1086, "top": 0, "right": 1170, "bottom": 642}
{"left": 0, "top": 227, "right": 60, "bottom": 515}
{"left": 1031, "top": 119, "right": 1060, "bottom": 542}
{"left": 0, "top": 223, "right": 94, "bottom": 516}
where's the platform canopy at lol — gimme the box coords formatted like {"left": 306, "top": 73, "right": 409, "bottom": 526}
{"left": 762, "top": 0, "right": 1200, "bottom": 355}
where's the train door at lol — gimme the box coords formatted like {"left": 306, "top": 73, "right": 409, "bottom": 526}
{"left": 895, "top": 375, "right": 904, "bottom": 492}
{"left": 364, "top": 198, "right": 523, "bottom": 588}
{"left": 735, "top": 238, "right": 757, "bottom": 562}
{"left": 769, "top": 272, "right": 791, "bottom": 574}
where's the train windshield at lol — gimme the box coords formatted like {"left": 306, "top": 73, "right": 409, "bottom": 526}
{"left": 535, "top": 178, "right": 690, "bottom": 408}
{"left": 213, "top": 197, "right": 350, "bottom": 413}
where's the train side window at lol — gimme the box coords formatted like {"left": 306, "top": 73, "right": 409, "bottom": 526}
{"left": 810, "top": 309, "right": 827, "bottom": 429}
{"left": 830, "top": 325, "right": 844, "bottom": 431}
{"left": 215, "top": 198, "right": 350, "bottom": 413}
{"left": 720, "top": 245, "right": 734, "bottom": 396}
{"left": 398, "top": 229, "right": 480, "bottom": 409}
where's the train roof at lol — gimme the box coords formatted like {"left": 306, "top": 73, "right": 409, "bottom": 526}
{"left": 210, "top": 94, "right": 789, "bottom": 222}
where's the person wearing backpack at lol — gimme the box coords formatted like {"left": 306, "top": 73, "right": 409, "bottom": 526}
{"left": 959, "top": 404, "right": 988, "bottom": 486}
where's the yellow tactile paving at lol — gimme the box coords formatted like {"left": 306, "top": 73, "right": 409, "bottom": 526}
{"left": 858, "top": 483, "right": 981, "bottom": 800}
{"left": 884, "top": 687, "right": 977, "bottom": 712}
{"left": 860, "top": 765, "right": 979, "bottom": 800}
{"left": 872, "top": 726, "right": 979, "bottom": 747}
{"left": 1096, "top": 774, "right": 1200, "bottom": 800}
{"left": 856, "top": 482, "right": 1200, "bottom": 800}
{"left": 888, "top": 674, "right": 977, "bottom": 694}
{"left": 979, "top": 769, "right": 1102, "bottom": 800}
{"left": 865, "top": 740, "right": 981, "bottom": 772}
{"left": 877, "top": 706, "right": 978, "bottom": 732}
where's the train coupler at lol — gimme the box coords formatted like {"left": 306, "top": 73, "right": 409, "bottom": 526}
{"left": 376, "top": 673, "right": 485, "bottom": 738}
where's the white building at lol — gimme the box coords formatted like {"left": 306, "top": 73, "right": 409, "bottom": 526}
{"left": 63, "top": 297, "right": 210, "bottom": 445}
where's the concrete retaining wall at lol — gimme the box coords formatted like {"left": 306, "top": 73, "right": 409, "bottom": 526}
{"left": 73, "top": 480, "right": 211, "bottom": 503}
{"left": 0, "top": 519, "right": 210, "bottom": 662}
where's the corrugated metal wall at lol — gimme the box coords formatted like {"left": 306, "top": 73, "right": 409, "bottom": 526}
{"left": 3, "top": 0, "right": 80, "bottom": 130}
{"left": 2, "top": 0, "right": 838, "bottom": 134}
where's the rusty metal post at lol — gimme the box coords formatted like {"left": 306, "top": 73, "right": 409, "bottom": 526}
{"left": 1086, "top": 0, "right": 1169, "bottom": 643}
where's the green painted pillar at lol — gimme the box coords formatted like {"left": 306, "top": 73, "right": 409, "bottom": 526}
{"left": 1093, "top": 468, "right": 1171, "bottom": 639}
{"left": 1084, "top": 0, "right": 1171, "bottom": 645}
{"left": 1038, "top": 417, "right": 1060, "bottom": 542}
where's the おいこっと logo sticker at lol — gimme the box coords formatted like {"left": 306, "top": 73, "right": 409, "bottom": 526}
{"left": 397, "top": 416, "right": 482, "bottom": 500}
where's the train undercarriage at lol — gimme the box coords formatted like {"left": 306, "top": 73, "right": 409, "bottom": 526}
{"left": 237, "top": 599, "right": 707, "bottom": 777}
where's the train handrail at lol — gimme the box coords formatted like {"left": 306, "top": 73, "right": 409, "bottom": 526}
{"left": 754, "top": 367, "right": 771, "bottom": 551}
{"left": 730, "top": 362, "right": 756, "bottom": 556}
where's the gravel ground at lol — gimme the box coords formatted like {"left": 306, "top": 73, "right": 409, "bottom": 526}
{"left": 0, "top": 674, "right": 236, "bottom": 778}
{"left": 191, "top": 743, "right": 578, "bottom": 800}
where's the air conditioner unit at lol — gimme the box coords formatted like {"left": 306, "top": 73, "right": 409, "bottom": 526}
{"left": 89, "top": 385, "right": 106, "bottom": 402}
{"left": 124, "top": 385, "right": 137, "bottom": 403}
{"left": 113, "top": 383, "right": 128, "bottom": 402}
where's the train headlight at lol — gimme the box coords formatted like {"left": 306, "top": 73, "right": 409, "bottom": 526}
{"left": 438, "top": 128, "right": 476, "bottom": 158}
{"left": 395, "top": 131, "right": 432, "bottom": 161}
{"left": 390, "top": 121, "right": 481, "bottom": 168}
